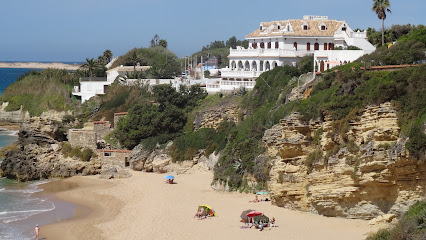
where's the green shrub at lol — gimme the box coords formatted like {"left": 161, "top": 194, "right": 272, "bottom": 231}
{"left": 366, "top": 228, "right": 391, "bottom": 240}
{"left": 367, "top": 201, "right": 426, "bottom": 240}
{"left": 81, "top": 148, "right": 94, "bottom": 162}
{"left": 61, "top": 142, "right": 72, "bottom": 157}
{"left": 305, "top": 149, "right": 323, "bottom": 173}
{"left": 406, "top": 116, "right": 426, "bottom": 159}
{"left": 69, "top": 147, "right": 82, "bottom": 158}
{"left": 312, "top": 128, "right": 323, "bottom": 146}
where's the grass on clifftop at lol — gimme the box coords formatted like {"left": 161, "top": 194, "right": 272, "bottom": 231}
{"left": 1, "top": 69, "right": 80, "bottom": 116}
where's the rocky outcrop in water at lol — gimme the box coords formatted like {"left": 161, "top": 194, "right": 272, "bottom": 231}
{"left": 263, "top": 102, "right": 426, "bottom": 220}
{"left": 0, "top": 118, "right": 101, "bottom": 181}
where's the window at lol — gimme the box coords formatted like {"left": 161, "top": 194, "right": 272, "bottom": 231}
{"left": 321, "top": 25, "right": 326, "bottom": 31}
{"left": 314, "top": 43, "right": 319, "bottom": 50}
{"left": 278, "top": 25, "right": 280, "bottom": 30}
{"left": 329, "top": 43, "right": 334, "bottom": 50}
{"left": 267, "top": 42, "right": 271, "bottom": 49}
{"left": 293, "top": 42, "right": 297, "bottom": 50}
{"left": 324, "top": 43, "right": 327, "bottom": 50}
{"left": 260, "top": 42, "right": 264, "bottom": 49}
{"left": 260, "top": 26, "right": 262, "bottom": 30}
{"left": 275, "top": 42, "right": 279, "bottom": 48}
{"left": 342, "top": 27, "right": 347, "bottom": 31}
{"left": 252, "top": 43, "right": 257, "bottom": 49}
{"left": 303, "top": 25, "right": 308, "bottom": 30}
{"left": 104, "top": 152, "right": 112, "bottom": 157}
{"left": 307, "top": 42, "right": 311, "bottom": 51}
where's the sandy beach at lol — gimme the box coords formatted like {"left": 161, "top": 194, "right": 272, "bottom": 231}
{"left": 0, "top": 62, "right": 80, "bottom": 70}
{"left": 38, "top": 171, "right": 378, "bottom": 240}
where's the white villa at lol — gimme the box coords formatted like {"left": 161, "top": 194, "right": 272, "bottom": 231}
{"left": 72, "top": 65, "right": 151, "bottom": 103}
{"left": 215, "top": 15, "right": 375, "bottom": 92}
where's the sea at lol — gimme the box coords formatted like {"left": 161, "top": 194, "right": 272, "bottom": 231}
{"left": 0, "top": 67, "right": 68, "bottom": 239}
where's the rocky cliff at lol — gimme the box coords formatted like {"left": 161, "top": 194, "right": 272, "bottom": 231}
{"left": 0, "top": 117, "right": 101, "bottom": 181}
{"left": 0, "top": 102, "right": 30, "bottom": 124}
{"left": 128, "top": 142, "right": 219, "bottom": 174}
{"left": 193, "top": 99, "right": 240, "bottom": 130}
{"left": 263, "top": 102, "right": 426, "bottom": 220}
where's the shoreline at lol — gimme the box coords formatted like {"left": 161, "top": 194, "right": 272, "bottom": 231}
{"left": 0, "top": 62, "right": 80, "bottom": 70}
{"left": 40, "top": 176, "right": 121, "bottom": 240}
{"left": 39, "top": 171, "right": 378, "bottom": 240}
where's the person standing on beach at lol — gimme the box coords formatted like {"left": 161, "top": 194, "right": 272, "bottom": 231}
{"left": 34, "top": 224, "right": 40, "bottom": 240}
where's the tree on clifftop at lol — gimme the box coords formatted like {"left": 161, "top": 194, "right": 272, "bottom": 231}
{"left": 80, "top": 58, "right": 102, "bottom": 78}
{"left": 102, "top": 50, "right": 113, "bottom": 64}
{"left": 372, "top": 0, "right": 392, "bottom": 46}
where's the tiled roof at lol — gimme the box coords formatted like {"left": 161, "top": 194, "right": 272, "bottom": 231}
{"left": 114, "top": 112, "right": 128, "bottom": 115}
{"left": 246, "top": 19, "right": 344, "bottom": 38}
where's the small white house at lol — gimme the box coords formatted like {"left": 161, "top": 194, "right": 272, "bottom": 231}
{"left": 72, "top": 66, "right": 151, "bottom": 103}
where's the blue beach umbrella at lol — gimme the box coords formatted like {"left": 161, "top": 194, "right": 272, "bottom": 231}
{"left": 256, "top": 190, "right": 269, "bottom": 195}
{"left": 164, "top": 175, "right": 175, "bottom": 180}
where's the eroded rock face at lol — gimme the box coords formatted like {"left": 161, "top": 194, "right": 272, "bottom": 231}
{"left": 129, "top": 142, "right": 219, "bottom": 174}
{"left": 263, "top": 103, "right": 426, "bottom": 220}
{"left": 193, "top": 100, "right": 240, "bottom": 130}
{"left": 0, "top": 118, "right": 101, "bottom": 181}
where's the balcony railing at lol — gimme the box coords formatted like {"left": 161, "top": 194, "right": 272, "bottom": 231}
{"left": 221, "top": 70, "right": 263, "bottom": 78}
{"left": 229, "top": 49, "right": 311, "bottom": 58}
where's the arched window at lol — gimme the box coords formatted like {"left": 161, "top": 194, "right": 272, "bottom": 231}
{"left": 293, "top": 42, "right": 297, "bottom": 50}
{"left": 252, "top": 42, "right": 257, "bottom": 49}
{"left": 307, "top": 42, "right": 311, "bottom": 51}
{"left": 267, "top": 42, "right": 271, "bottom": 49}
{"left": 324, "top": 43, "right": 328, "bottom": 50}
{"left": 314, "top": 43, "right": 319, "bottom": 50}
{"left": 260, "top": 42, "right": 264, "bottom": 49}
{"left": 275, "top": 42, "right": 279, "bottom": 48}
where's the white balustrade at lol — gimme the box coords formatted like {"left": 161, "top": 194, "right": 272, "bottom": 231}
{"left": 229, "top": 48, "right": 310, "bottom": 58}
{"left": 221, "top": 70, "right": 263, "bottom": 78}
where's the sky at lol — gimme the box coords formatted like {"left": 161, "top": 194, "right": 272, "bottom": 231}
{"left": 0, "top": 0, "right": 425, "bottom": 62}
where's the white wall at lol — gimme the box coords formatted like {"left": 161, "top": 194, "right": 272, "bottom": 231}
{"left": 80, "top": 81, "right": 112, "bottom": 102}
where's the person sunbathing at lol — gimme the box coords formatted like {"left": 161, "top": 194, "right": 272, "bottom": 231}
{"left": 249, "top": 195, "right": 259, "bottom": 202}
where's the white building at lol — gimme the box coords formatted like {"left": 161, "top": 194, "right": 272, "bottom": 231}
{"left": 72, "top": 66, "right": 151, "bottom": 103}
{"left": 219, "top": 15, "right": 375, "bottom": 90}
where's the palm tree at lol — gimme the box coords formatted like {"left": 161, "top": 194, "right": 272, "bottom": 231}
{"left": 102, "top": 50, "right": 113, "bottom": 64}
{"left": 130, "top": 51, "right": 141, "bottom": 73}
{"left": 372, "top": 0, "right": 392, "bottom": 46}
{"left": 80, "top": 58, "right": 101, "bottom": 78}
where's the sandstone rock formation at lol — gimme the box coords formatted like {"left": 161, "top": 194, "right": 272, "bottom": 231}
{"left": 0, "top": 102, "right": 30, "bottom": 124}
{"left": 0, "top": 118, "right": 101, "bottom": 181}
{"left": 193, "top": 99, "right": 240, "bottom": 130}
{"left": 129, "top": 142, "right": 219, "bottom": 174}
{"left": 263, "top": 102, "right": 426, "bottom": 220}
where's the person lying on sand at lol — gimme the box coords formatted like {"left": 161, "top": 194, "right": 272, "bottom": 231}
{"left": 249, "top": 195, "right": 259, "bottom": 203}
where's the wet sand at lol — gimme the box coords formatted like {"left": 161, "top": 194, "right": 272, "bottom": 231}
{"left": 40, "top": 171, "right": 377, "bottom": 240}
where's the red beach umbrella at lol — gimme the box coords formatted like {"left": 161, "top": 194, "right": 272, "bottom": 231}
{"left": 246, "top": 211, "right": 262, "bottom": 218}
